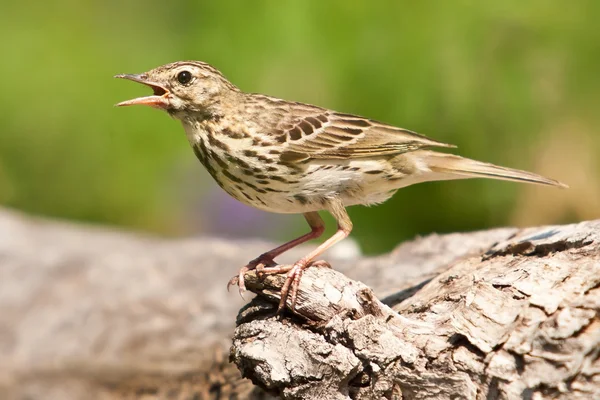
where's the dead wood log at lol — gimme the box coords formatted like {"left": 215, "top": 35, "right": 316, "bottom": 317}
{"left": 0, "top": 207, "right": 598, "bottom": 399}
{"left": 232, "top": 221, "right": 600, "bottom": 399}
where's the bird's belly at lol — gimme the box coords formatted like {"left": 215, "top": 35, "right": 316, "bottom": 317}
{"left": 213, "top": 158, "right": 403, "bottom": 214}
{"left": 243, "top": 160, "right": 399, "bottom": 213}
{"left": 296, "top": 160, "right": 399, "bottom": 205}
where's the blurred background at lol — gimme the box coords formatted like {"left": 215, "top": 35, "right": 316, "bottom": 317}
{"left": 0, "top": 1, "right": 597, "bottom": 254}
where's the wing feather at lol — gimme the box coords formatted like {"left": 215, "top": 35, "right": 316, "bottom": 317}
{"left": 279, "top": 110, "right": 456, "bottom": 161}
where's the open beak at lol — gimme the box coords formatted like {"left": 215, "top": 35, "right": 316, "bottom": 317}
{"left": 114, "top": 74, "right": 169, "bottom": 108}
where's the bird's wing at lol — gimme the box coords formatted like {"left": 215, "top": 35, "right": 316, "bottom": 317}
{"left": 278, "top": 110, "right": 456, "bottom": 162}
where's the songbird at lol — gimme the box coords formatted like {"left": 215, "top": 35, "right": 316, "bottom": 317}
{"left": 116, "top": 61, "right": 567, "bottom": 312}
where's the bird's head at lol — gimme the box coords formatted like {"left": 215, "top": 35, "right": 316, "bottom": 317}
{"left": 115, "top": 61, "right": 240, "bottom": 119}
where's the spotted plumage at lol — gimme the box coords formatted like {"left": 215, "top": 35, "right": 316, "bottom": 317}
{"left": 116, "top": 60, "right": 567, "bottom": 312}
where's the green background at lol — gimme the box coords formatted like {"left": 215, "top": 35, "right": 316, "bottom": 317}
{"left": 1, "top": 1, "right": 597, "bottom": 254}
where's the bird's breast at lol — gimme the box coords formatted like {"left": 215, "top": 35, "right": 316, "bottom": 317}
{"left": 182, "top": 120, "right": 401, "bottom": 213}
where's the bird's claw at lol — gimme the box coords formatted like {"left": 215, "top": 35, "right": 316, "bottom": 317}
{"left": 259, "top": 259, "right": 330, "bottom": 313}
{"left": 227, "top": 253, "right": 277, "bottom": 297}
{"left": 226, "top": 276, "right": 238, "bottom": 292}
{"left": 227, "top": 275, "right": 247, "bottom": 300}
{"left": 229, "top": 256, "right": 330, "bottom": 313}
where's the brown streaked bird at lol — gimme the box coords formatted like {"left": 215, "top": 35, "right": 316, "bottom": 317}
{"left": 115, "top": 61, "right": 567, "bottom": 312}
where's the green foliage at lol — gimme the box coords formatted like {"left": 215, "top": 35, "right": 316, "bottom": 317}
{"left": 1, "top": 1, "right": 598, "bottom": 253}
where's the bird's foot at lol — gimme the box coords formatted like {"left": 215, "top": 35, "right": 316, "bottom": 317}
{"left": 227, "top": 253, "right": 278, "bottom": 296}
{"left": 259, "top": 259, "right": 331, "bottom": 312}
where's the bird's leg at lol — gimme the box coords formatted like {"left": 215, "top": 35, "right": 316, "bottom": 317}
{"left": 254, "top": 212, "right": 326, "bottom": 276}
{"left": 262, "top": 200, "right": 353, "bottom": 312}
{"left": 227, "top": 212, "right": 325, "bottom": 293}
{"left": 274, "top": 227, "right": 350, "bottom": 312}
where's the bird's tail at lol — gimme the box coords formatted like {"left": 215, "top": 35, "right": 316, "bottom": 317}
{"left": 415, "top": 150, "right": 568, "bottom": 188}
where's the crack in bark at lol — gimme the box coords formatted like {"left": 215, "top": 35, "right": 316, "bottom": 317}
{"left": 483, "top": 235, "right": 593, "bottom": 260}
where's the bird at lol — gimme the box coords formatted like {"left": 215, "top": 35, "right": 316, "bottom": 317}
{"left": 115, "top": 61, "right": 567, "bottom": 312}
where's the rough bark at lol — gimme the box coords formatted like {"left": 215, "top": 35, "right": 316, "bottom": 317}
{"left": 0, "top": 207, "right": 598, "bottom": 399}
{"left": 233, "top": 221, "right": 600, "bottom": 399}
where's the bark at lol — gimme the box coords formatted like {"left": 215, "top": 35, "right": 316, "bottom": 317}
{"left": 232, "top": 221, "right": 600, "bottom": 400}
{"left": 0, "top": 207, "right": 598, "bottom": 399}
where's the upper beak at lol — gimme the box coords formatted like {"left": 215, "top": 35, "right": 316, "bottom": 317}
{"left": 114, "top": 73, "right": 170, "bottom": 108}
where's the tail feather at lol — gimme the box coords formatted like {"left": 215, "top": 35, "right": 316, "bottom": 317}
{"left": 417, "top": 151, "right": 568, "bottom": 188}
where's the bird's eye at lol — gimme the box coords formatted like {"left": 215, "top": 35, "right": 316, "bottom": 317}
{"left": 177, "top": 70, "right": 193, "bottom": 85}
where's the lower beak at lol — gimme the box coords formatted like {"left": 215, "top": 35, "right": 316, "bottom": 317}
{"left": 114, "top": 73, "right": 169, "bottom": 108}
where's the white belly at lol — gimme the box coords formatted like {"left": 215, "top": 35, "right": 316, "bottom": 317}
{"left": 244, "top": 159, "right": 400, "bottom": 214}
